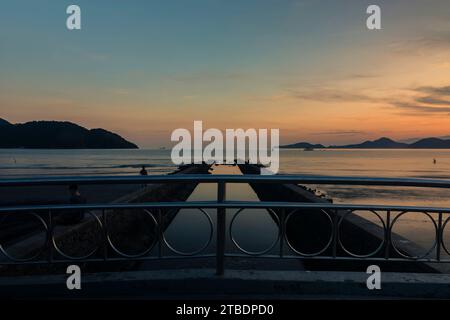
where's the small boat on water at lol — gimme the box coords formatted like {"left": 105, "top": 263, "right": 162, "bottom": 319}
{"left": 303, "top": 147, "right": 314, "bottom": 151}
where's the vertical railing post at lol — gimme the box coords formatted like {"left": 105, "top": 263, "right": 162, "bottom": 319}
{"left": 332, "top": 209, "right": 339, "bottom": 258}
{"left": 48, "top": 210, "right": 53, "bottom": 263}
{"left": 385, "top": 210, "right": 391, "bottom": 259}
{"left": 279, "top": 208, "right": 285, "bottom": 258}
{"left": 158, "top": 209, "right": 163, "bottom": 258}
{"left": 437, "top": 212, "right": 443, "bottom": 262}
{"left": 216, "top": 181, "right": 226, "bottom": 275}
{"left": 102, "top": 209, "right": 108, "bottom": 261}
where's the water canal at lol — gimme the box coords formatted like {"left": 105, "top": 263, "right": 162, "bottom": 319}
{"left": 163, "top": 165, "right": 281, "bottom": 256}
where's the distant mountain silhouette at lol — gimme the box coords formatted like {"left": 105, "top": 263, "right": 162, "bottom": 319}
{"left": 0, "top": 118, "right": 138, "bottom": 149}
{"left": 401, "top": 135, "right": 450, "bottom": 144}
{"left": 0, "top": 118, "right": 12, "bottom": 127}
{"left": 281, "top": 136, "right": 450, "bottom": 149}
{"left": 332, "top": 137, "right": 408, "bottom": 149}
{"left": 280, "top": 142, "right": 325, "bottom": 149}
{"left": 409, "top": 138, "right": 450, "bottom": 149}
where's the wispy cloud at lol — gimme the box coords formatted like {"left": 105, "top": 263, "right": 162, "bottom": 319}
{"left": 170, "top": 72, "right": 247, "bottom": 83}
{"left": 288, "top": 84, "right": 450, "bottom": 116}
{"left": 416, "top": 96, "right": 450, "bottom": 106}
{"left": 391, "top": 101, "right": 450, "bottom": 113}
{"left": 345, "top": 73, "right": 379, "bottom": 80}
{"left": 312, "top": 130, "right": 366, "bottom": 136}
{"left": 289, "top": 88, "right": 383, "bottom": 103}
{"left": 416, "top": 86, "right": 450, "bottom": 96}
{"left": 388, "top": 33, "right": 450, "bottom": 56}
{"left": 390, "top": 85, "right": 450, "bottom": 115}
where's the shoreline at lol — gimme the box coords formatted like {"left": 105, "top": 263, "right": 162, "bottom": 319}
{"left": 0, "top": 184, "right": 144, "bottom": 206}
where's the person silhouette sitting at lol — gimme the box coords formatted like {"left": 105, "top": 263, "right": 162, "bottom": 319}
{"left": 59, "top": 184, "right": 86, "bottom": 225}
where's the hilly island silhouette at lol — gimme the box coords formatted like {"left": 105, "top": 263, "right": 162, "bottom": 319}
{"left": 281, "top": 137, "right": 450, "bottom": 149}
{"left": 2, "top": 118, "right": 450, "bottom": 150}
{"left": 0, "top": 118, "right": 138, "bottom": 149}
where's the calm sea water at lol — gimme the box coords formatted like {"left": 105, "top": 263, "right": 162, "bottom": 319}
{"left": 1, "top": 148, "right": 450, "bottom": 207}
{"left": 280, "top": 148, "right": 450, "bottom": 208}
{"left": 2, "top": 148, "right": 450, "bottom": 255}
{"left": 0, "top": 149, "right": 177, "bottom": 177}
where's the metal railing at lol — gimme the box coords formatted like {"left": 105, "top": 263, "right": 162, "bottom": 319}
{"left": 2, "top": 174, "right": 450, "bottom": 275}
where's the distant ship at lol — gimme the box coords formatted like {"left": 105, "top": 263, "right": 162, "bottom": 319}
{"left": 303, "top": 147, "right": 314, "bottom": 151}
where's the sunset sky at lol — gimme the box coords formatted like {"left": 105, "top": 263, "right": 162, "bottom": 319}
{"left": 1, "top": 0, "right": 450, "bottom": 147}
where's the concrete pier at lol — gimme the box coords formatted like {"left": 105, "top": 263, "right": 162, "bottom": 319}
{"left": 238, "top": 164, "right": 441, "bottom": 273}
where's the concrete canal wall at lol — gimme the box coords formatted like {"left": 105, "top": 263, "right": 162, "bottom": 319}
{"left": 0, "top": 164, "right": 211, "bottom": 275}
{"left": 238, "top": 164, "right": 439, "bottom": 273}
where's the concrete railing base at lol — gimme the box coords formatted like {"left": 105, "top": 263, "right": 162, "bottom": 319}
{"left": 2, "top": 269, "right": 450, "bottom": 299}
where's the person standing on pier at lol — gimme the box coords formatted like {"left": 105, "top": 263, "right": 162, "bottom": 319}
{"left": 140, "top": 165, "right": 148, "bottom": 176}
{"left": 140, "top": 165, "right": 148, "bottom": 188}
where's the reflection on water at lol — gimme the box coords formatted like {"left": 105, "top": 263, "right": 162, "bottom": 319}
{"left": 164, "top": 166, "right": 279, "bottom": 255}
{"left": 163, "top": 208, "right": 215, "bottom": 255}
{"left": 280, "top": 149, "right": 450, "bottom": 179}
{"left": 280, "top": 148, "right": 450, "bottom": 207}
{"left": 356, "top": 209, "right": 449, "bottom": 259}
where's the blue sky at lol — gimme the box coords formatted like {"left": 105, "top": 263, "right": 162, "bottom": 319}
{"left": 1, "top": 0, "right": 450, "bottom": 147}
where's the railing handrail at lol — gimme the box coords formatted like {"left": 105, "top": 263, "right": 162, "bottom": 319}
{"left": 2, "top": 200, "right": 450, "bottom": 214}
{"left": 2, "top": 174, "right": 450, "bottom": 269}
{"left": 2, "top": 174, "right": 450, "bottom": 188}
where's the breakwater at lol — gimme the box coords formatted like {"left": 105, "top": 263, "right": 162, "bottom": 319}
{"left": 0, "top": 164, "right": 211, "bottom": 275}
{"left": 238, "top": 164, "right": 437, "bottom": 273}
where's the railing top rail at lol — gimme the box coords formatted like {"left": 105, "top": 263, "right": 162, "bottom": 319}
{"left": 2, "top": 200, "right": 450, "bottom": 214}
{"left": 1, "top": 174, "right": 450, "bottom": 188}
